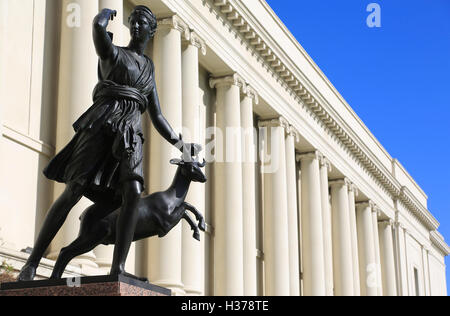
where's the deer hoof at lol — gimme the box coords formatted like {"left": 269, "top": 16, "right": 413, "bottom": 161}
{"left": 198, "top": 219, "right": 206, "bottom": 232}
{"left": 193, "top": 231, "right": 201, "bottom": 241}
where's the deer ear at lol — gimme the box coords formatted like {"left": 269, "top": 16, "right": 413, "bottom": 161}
{"left": 170, "top": 159, "right": 184, "bottom": 166}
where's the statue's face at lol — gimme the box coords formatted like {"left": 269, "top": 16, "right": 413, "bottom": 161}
{"left": 129, "top": 13, "right": 153, "bottom": 42}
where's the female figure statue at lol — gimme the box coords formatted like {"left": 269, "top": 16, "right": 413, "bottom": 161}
{"left": 18, "top": 6, "right": 196, "bottom": 281}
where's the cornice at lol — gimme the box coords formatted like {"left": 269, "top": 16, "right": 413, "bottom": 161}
{"left": 209, "top": 0, "right": 438, "bottom": 231}
{"left": 430, "top": 231, "right": 450, "bottom": 256}
{"left": 396, "top": 187, "right": 439, "bottom": 231}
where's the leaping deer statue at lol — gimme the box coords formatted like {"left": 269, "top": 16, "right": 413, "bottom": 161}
{"left": 50, "top": 157, "right": 207, "bottom": 280}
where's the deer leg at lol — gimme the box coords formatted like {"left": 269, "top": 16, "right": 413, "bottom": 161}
{"left": 51, "top": 223, "right": 109, "bottom": 279}
{"left": 182, "top": 211, "right": 201, "bottom": 241}
{"left": 183, "top": 202, "right": 206, "bottom": 232}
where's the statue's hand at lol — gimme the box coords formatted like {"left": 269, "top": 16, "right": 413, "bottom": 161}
{"left": 183, "top": 143, "right": 203, "bottom": 158}
{"left": 101, "top": 8, "right": 117, "bottom": 21}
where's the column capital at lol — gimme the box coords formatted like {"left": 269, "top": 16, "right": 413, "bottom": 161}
{"left": 356, "top": 200, "right": 375, "bottom": 210}
{"left": 286, "top": 125, "right": 300, "bottom": 143}
{"left": 372, "top": 205, "right": 382, "bottom": 218}
{"left": 186, "top": 31, "right": 207, "bottom": 56}
{"left": 329, "top": 177, "right": 352, "bottom": 188}
{"left": 348, "top": 182, "right": 359, "bottom": 197}
{"left": 379, "top": 219, "right": 394, "bottom": 227}
{"left": 158, "top": 15, "right": 190, "bottom": 40}
{"left": 258, "top": 116, "right": 290, "bottom": 130}
{"left": 296, "top": 150, "right": 322, "bottom": 163}
{"left": 319, "top": 155, "right": 332, "bottom": 172}
{"left": 210, "top": 73, "right": 246, "bottom": 93}
{"left": 245, "top": 84, "right": 259, "bottom": 105}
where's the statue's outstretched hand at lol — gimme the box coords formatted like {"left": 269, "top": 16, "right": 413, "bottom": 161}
{"left": 177, "top": 134, "right": 202, "bottom": 160}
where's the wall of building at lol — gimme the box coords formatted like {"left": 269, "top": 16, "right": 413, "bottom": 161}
{"left": 0, "top": 0, "right": 448, "bottom": 296}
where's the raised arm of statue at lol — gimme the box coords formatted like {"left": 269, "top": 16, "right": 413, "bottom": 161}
{"left": 93, "top": 8, "right": 118, "bottom": 60}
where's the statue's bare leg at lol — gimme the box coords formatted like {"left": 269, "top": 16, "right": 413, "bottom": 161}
{"left": 51, "top": 202, "right": 118, "bottom": 279}
{"left": 110, "top": 180, "right": 142, "bottom": 277}
{"left": 18, "top": 182, "right": 85, "bottom": 282}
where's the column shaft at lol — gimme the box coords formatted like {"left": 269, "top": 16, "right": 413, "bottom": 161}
{"left": 356, "top": 202, "right": 377, "bottom": 296}
{"left": 181, "top": 35, "right": 206, "bottom": 296}
{"left": 378, "top": 220, "right": 397, "bottom": 296}
{"left": 348, "top": 185, "right": 361, "bottom": 295}
{"left": 259, "top": 118, "right": 290, "bottom": 296}
{"left": 372, "top": 210, "right": 383, "bottom": 296}
{"left": 241, "top": 89, "right": 258, "bottom": 296}
{"left": 48, "top": 0, "right": 100, "bottom": 268}
{"left": 146, "top": 17, "right": 186, "bottom": 296}
{"left": 395, "top": 223, "right": 409, "bottom": 295}
{"left": 210, "top": 74, "right": 245, "bottom": 296}
{"left": 330, "top": 179, "right": 354, "bottom": 296}
{"left": 319, "top": 157, "right": 333, "bottom": 296}
{"left": 285, "top": 130, "right": 300, "bottom": 296}
{"left": 298, "top": 152, "right": 326, "bottom": 296}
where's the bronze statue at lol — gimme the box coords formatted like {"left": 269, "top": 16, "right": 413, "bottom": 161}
{"left": 18, "top": 6, "right": 203, "bottom": 282}
{"left": 50, "top": 157, "right": 207, "bottom": 280}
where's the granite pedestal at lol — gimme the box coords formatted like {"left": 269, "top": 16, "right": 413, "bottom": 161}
{"left": 0, "top": 275, "right": 171, "bottom": 296}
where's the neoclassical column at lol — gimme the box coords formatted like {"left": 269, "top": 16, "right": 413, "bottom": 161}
{"left": 378, "top": 220, "right": 398, "bottom": 296}
{"left": 422, "top": 246, "right": 431, "bottom": 296}
{"left": 297, "top": 151, "right": 326, "bottom": 296}
{"left": 241, "top": 85, "right": 258, "bottom": 296}
{"left": 394, "top": 220, "right": 409, "bottom": 296}
{"left": 356, "top": 201, "right": 377, "bottom": 296}
{"left": 210, "top": 73, "right": 245, "bottom": 296}
{"left": 285, "top": 126, "right": 300, "bottom": 296}
{"left": 372, "top": 207, "right": 383, "bottom": 296}
{"left": 146, "top": 15, "right": 189, "bottom": 296}
{"left": 48, "top": 0, "right": 100, "bottom": 269}
{"left": 329, "top": 178, "right": 354, "bottom": 296}
{"left": 319, "top": 155, "right": 333, "bottom": 296}
{"left": 258, "top": 117, "right": 290, "bottom": 296}
{"left": 181, "top": 31, "right": 206, "bottom": 296}
{"left": 348, "top": 182, "right": 361, "bottom": 295}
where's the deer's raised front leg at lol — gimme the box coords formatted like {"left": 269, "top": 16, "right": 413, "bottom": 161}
{"left": 182, "top": 211, "right": 201, "bottom": 241}
{"left": 183, "top": 202, "right": 206, "bottom": 232}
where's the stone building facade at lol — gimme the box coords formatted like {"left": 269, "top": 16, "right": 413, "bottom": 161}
{"left": 0, "top": 0, "right": 448, "bottom": 296}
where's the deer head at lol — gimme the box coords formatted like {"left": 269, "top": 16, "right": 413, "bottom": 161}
{"left": 170, "top": 158, "right": 207, "bottom": 184}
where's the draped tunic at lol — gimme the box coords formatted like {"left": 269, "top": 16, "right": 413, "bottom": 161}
{"left": 44, "top": 47, "right": 154, "bottom": 203}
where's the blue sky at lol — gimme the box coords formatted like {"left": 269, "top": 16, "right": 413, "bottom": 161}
{"left": 265, "top": 0, "right": 450, "bottom": 294}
